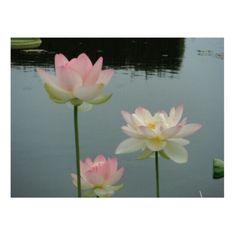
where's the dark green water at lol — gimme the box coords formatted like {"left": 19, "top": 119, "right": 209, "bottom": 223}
{"left": 11, "top": 38, "right": 224, "bottom": 197}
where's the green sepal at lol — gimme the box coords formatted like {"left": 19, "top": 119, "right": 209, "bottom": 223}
{"left": 44, "top": 83, "right": 71, "bottom": 104}
{"left": 213, "top": 159, "right": 224, "bottom": 179}
{"left": 159, "top": 150, "right": 171, "bottom": 160}
{"left": 137, "top": 149, "right": 154, "bottom": 160}
{"left": 111, "top": 184, "right": 124, "bottom": 192}
{"left": 70, "top": 98, "right": 83, "bottom": 106}
{"left": 87, "top": 93, "right": 112, "bottom": 105}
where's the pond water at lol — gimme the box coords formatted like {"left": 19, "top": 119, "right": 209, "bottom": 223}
{"left": 11, "top": 38, "right": 224, "bottom": 197}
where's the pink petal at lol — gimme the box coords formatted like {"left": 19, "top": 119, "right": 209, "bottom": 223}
{"left": 96, "top": 69, "right": 113, "bottom": 85}
{"left": 95, "top": 155, "right": 106, "bottom": 163}
{"left": 56, "top": 66, "right": 82, "bottom": 91}
{"left": 69, "top": 53, "right": 93, "bottom": 79}
{"left": 85, "top": 172, "right": 104, "bottom": 186}
{"left": 84, "top": 158, "right": 94, "bottom": 168}
{"left": 107, "top": 158, "right": 118, "bottom": 175}
{"left": 55, "top": 53, "right": 68, "bottom": 68}
{"left": 84, "top": 57, "right": 103, "bottom": 86}
{"left": 175, "top": 123, "right": 202, "bottom": 138}
{"left": 106, "top": 167, "right": 124, "bottom": 185}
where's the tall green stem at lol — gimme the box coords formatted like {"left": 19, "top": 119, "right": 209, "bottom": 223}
{"left": 74, "top": 105, "right": 81, "bottom": 197}
{"left": 155, "top": 151, "right": 160, "bottom": 197}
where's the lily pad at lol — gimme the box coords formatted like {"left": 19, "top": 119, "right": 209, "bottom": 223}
{"left": 11, "top": 38, "right": 42, "bottom": 49}
{"left": 213, "top": 159, "right": 224, "bottom": 179}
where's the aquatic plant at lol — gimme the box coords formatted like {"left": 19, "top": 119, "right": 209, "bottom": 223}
{"left": 71, "top": 155, "right": 124, "bottom": 197}
{"left": 115, "top": 105, "right": 202, "bottom": 197}
{"left": 37, "top": 53, "right": 113, "bottom": 197}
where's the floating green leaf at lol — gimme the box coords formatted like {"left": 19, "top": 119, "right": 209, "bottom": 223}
{"left": 213, "top": 159, "right": 224, "bottom": 179}
{"left": 11, "top": 38, "right": 42, "bottom": 49}
{"left": 87, "top": 93, "right": 112, "bottom": 105}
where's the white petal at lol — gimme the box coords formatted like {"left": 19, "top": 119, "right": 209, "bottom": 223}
{"left": 175, "top": 123, "right": 202, "bottom": 138}
{"left": 70, "top": 173, "right": 78, "bottom": 187}
{"left": 169, "top": 106, "right": 176, "bottom": 120}
{"left": 131, "top": 114, "right": 145, "bottom": 126}
{"left": 179, "top": 117, "right": 188, "bottom": 126}
{"left": 174, "top": 104, "right": 184, "bottom": 124}
{"left": 77, "top": 102, "right": 93, "bottom": 112}
{"left": 138, "top": 126, "right": 156, "bottom": 138}
{"left": 161, "top": 125, "right": 182, "bottom": 139}
{"left": 163, "top": 141, "right": 188, "bottom": 163}
{"left": 121, "top": 111, "right": 136, "bottom": 127}
{"left": 135, "top": 107, "right": 152, "bottom": 121}
{"left": 168, "top": 138, "right": 190, "bottom": 146}
{"left": 115, "top": 138, "right": 145, "bottom": 154}
{"left": 73, "top": 84, "right": 104, "bottom": 101}
{"left": 121, "top": 126, "right": 142, "bottom": 138}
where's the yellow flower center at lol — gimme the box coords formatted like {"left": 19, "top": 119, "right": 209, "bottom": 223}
{"left": 147, "top": 122, "right": 156, "bottom": 129}
{"left": 151, "top": 136, "right": 162, "bottom": 143}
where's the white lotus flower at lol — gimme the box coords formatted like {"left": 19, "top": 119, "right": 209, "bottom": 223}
{"left": 115, "top": 105, "right": 202, "bottom": 163}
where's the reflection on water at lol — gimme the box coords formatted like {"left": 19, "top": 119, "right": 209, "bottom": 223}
{"left": 11, "top": 38, "right": 185, "bottom": 78}
{"left": 11, "top": 38, "right": 224, "bottom": 197}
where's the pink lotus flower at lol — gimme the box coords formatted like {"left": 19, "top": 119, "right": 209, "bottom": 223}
{"left": 115, "top": 105, "right": 202, "bottom": 163}
{"left": 71, "top": 155, "right": 124, "bottom": 197}
{"left": 37, "top": 53, "right": 113, "bottom": 108}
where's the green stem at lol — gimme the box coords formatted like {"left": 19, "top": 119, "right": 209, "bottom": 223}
{"left": 155, "top": 151, "right": 160, "bottom": 197}
{"left": 74, "top": 105, "right": 81, "bottom": 197}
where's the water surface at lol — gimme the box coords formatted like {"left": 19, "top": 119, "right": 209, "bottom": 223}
{"left": 11, "top": 38, "right": 224, "bottom": 197}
